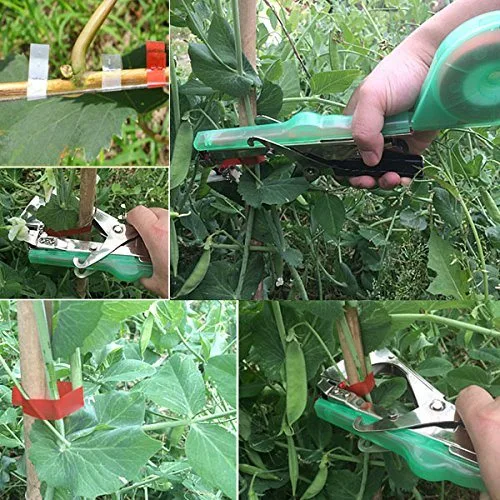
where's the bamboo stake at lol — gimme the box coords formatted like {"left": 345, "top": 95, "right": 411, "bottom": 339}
{"left": 75, "top": 168, "right": 97, "bottom": 298}
{"left": 336, "top": 305, "right": 368, "bottom": 385}
{"left": 17, "top": 301, "right": 48, "bottom": 500}
{"left": 0, "top": 68, "right": 169, "bottom": 102}
{"left": 237, "top": 0, "right": 257, "bottom": 125}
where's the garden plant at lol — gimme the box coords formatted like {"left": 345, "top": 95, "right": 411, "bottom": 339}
{"left": 239, "top": 300, "right": 500, "bottom": 499}
{"left": 0, "top": 0, "right": 169, "bottom": 166}
{"left": 0, "top": 168, "right": 168, "bottom": 298}
{"left": 0, "top": 299, "right": 237, "bottom": 499}
{"left": 170, "top": 0, "right": 499, "bottom": 301}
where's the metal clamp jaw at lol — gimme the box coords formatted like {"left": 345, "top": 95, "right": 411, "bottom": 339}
{"left": 21, "top": 196, "right": 152, "bottom": 282}
{"left": 315, "top": 349, "right": 484, "bottom": 491}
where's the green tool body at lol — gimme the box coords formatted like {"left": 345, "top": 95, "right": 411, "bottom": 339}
{"left": 315, "top": 349, "right": 484, "bottom": 491}
{"left": 29, "top": 249, "right": 152, "bottom": 282}
{"left": 315, "top": 398, "right": 484, "bottom": 491}
{"left": 195, "top": 11, "right": 500, "bottom": 177}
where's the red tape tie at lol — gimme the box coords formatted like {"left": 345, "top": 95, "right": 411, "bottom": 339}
{"left": 342, "top": 372, "right": 375, "bottom": 397}
{"left": 12, "top": 381, "right": 84, "bottom": 420}
{"left": 45, "top": 224, "right": 93, "bottom": 237}
{"left": 146, "top": 41, "right": 167, "bottom": 89}
{"left": 220, "top": 155, "right": 267, "bottom": 169}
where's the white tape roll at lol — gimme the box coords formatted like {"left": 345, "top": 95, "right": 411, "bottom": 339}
{"left": 27, "top": 44, "right": 50, "bottom": 101}
{"left": 102, "top": 54, "right": 122, "bottom": 91}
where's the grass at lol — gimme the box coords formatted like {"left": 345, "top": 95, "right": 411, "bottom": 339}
{"left": 0, "top": 0, "right": 169, "bottom": 166}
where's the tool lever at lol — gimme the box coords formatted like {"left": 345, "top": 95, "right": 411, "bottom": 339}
{"left": 248, "top": 136, "right": 423, "bottom": 180}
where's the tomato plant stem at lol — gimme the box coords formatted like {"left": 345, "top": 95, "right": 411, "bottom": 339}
{"left": 390, "top": 313, "right": 500, "bottom": 337}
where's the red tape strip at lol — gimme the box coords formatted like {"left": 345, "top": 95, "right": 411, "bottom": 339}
{"left": 340, "top": 372, "right": 375, "bottom": 397}
{"left": 220, "top": 155, "right": 267, "bottom": 169}
{"left": 146, "top": 41, "right": 167, "bottom": 89}
{"left": 12, "top": 381, "right": 84, "bottom": 420}
{"left": 45, "top": 224, "right": 93, "bottom": 237}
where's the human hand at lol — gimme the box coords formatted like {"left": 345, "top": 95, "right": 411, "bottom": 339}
{"left": 127, "top": 206, "right": 169, "bottom": 298}
{"left": 456, "top": 385, "right": 500, "bottom": 499}
{"left": 345, "top": 35, "right": 438, "bottom": 189}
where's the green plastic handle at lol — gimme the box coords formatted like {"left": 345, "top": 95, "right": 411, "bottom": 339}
{"left": 193, "top": 112, "right": 411, "bottom": 152}
{"left": 314, "top": 398, "right": 484, "bottom": 491}
{"left": 29, "top": 249, "right": 153, "bottom": 283}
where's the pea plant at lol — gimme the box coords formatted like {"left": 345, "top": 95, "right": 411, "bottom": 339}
{"left": 0, "top": 168, "right": 168, "bottom": 298}
{"left": 239, "top": 300, "right": 500, "bottom": 499}
{"left": 0, "top": 300, "right": 237, "bottom": 499}
{"left": 170, "top": 0, "right": 499, "bottom": 301}
{"left": 0, "top": 0, "right": 169, "bottom": 166}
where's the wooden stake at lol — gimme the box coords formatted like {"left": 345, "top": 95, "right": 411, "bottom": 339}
{"left": 75, "top": 168, "right": 97, "bottom": 298}
{"left": 238, "top": 0, "right": 257, "bottom": 125}
{"left": 0, "top": 68, "right": 169, "bottom": 102}
{"left": 17, "top": 301, "right": 48, "bottom": 500}
{"left": 336, "top": 306, "right": 368, "bottom": 385}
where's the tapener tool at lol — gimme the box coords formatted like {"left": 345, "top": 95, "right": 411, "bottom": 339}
{"left": 21, "top": 196, "right": 152, "bottom": 282}
{"left": 194, "top": 12, "right": 500, "bottom": 181}
{"left": 315, "top": 349, "right": 484, "bottom": 491}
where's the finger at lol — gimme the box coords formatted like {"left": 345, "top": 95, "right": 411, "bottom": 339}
{"left": 405, "top": 130, "right": 438, "bottom": 154}
{"left": 141, "top": 276, "right": 168, "bottom": 299}
{"left": 344, "top": 85, "right": 361, "bottom": 115}
{"left": 456, "top": 385, "right": 494, "bottom": 427}
{"left": 349, "top": 176, "right": 376, "bottom": 189}
{"left": 148, "top": 207, "right": 169, "bottom": 222}
{"left": 351, "top": 87, "right": 386, "bottom": 166}
{"left": 378, "top": 172, "right": 401, "bottom": 190}
{"left": 400, "top": 177, "right": 412, "bottom": 186}
{"left": 127, "top": 205, "right": 158, "bottom": 228}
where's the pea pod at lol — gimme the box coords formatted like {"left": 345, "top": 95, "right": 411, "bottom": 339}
{"left": 171, "top": 120, "right": 193, "bottom": 190}
{"left": 286, "top": 339, "right": 308, "bottom": 426}
{"left": 174, "top": 236, "right": 212, "bottom": 297}
{"left": 170, "top": 218, "right": 179, "bottom": 277}
{"left": 239, "top": 464, "right": 279, "bottom": 481}
{"left": 287, "top": 432, "right": 299, "bottom": 496}
{"left": 248, "top": 475, "right": 258, "bottom": 500}
{"left": 480, "top": 188, "right": 500, "bottom": 224}
{"left": 300, "top": 454, "right": 329, "bottom": 499}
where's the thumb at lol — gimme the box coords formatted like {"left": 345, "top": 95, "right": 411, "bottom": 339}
{"left": 349, "top": 85, "right": 386, "bottom": 166}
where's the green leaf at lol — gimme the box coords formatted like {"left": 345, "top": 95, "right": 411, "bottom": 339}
{"left": 102, "top": 359, "right": 156, "bottom": 382}
{"left": 417, "top": 357, "right": 454, "bottom": 377}
{"left": 238, "top": 172, "right": 309, "bottom": 208}
{"left": 0, "top": 434, "right": 19, "bottom": 448}
{"left": 399, "top": 207, "right": 427, "bottom": 231}
{"left": 257, "top": 80, "right": 283, "bottom": 118}
{"left": 279, "top": 60, "right": 301, "bottom": 116}
{"left": 35, "top": 194, "right": 79, "bottom": 231}
{"left": 311, "top": 193, "right": 345, "bottom": 239}
{"left": 52, "top": 301, "right": 152, "bottom": 358}
{"left": 30, "top": 392, "right": 161, "bottom": 498}
{"left": 206, "top": 354, "right": 236, "bottom": 407}
{"left": 427, "top": 231, "right": 469, "bottom": 299}
{"left": 325, "top": 469, "right": 361, "bottom": 499}
{"left": 446, "top": 366, "right": 491, "bottom": 392}
{"left": 0, "top": 55, "right": 137, "bottom": 165}
{"left": 372, "top": 377, "right": 407, "bottom": 406}
{"left": 136, "top": 353, "right": 206, "bottom": 416}
{"left": 433, "top": 187, "right": 462, "bottom": 228}
{"left": 310, "top": 69, "right": 360, "bottom": 95}
{"left": 384, "top": 453, "right": 418, "bottom": 492}
{"left": 359, "top": 302, "right": 393, "bottom": 352}
{"left": 186, "top": 424, "right": 237, "bottom": 499}
{"left": 469, "top": 347, "right": 500, "bottom": 365}
{"left": 140, "top": 313, "right": 155, "bottom": 356}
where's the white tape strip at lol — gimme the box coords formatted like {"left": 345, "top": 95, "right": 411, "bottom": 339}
{"left": 27, "top": 44, "right": 50, "bottom": 101}
{"left": 102, "top": 54, "right": 122, "bottom": 91}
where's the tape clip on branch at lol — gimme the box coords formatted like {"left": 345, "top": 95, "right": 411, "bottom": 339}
{"left": 102, "top": 53, "right": 123, "bottom": 91}
{"left": 12, "top": 381, "right": 84, "bottom": 420}
{"left": 339, "top": 372, "right": 375, "bottom": 397}
{"left": 146, "top": 41, "right": 167, "bottom": 88}
{"left": 27, "top": 43, "right": 50, "bottom": 101}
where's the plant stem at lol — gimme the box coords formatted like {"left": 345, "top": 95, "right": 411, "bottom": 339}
{"left": 71, "top": 0, "right": 118, "bottom": 77}
{"left": 390, "top": 314, "right": 500, "bottom": 337}
{"left": 289, "top": 265, "right": 309, "bottom": 300}
{"left": 173, "top": 327, "right": 204, "bottom": 362}
{"left": 282, "top": 96, "right": 345, "bottom": 107}
{"left": 356, "top": 453, "right": 369, "bottom": 500}
{"left": 142, "top": 409, "right": 237, "bottom": 432}
{"left": 235, "top": 207, "right": 255, "bottom": 298}
{"left": 271, "top": 302, "right": 287, "bottom": 348}
{"left": 70, "top": 349, "right": 83, "bottom": 388}
{"left": 169, "top": 50, "right": 181, "bottom": 132}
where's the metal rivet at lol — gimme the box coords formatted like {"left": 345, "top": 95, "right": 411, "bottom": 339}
{"left": 113, "top": 225, "right": 123, "bottom": 233}
{"left": 89, "top": 243, "right": 98, "bottom": 251}
{"left": 430, "top": 399, "right": 446, "bottom": 411}
{"left": 387, "top": 409, "right": 399, "bottom": 420}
